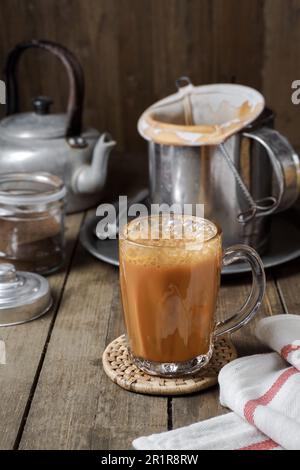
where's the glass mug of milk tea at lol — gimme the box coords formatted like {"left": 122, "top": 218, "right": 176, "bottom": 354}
{"left": 119, "top": 214, "right": 265, "bottom": 377}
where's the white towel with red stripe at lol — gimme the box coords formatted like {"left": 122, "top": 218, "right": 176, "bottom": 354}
{"left": 256, "top": 314, "right": 300, "bottom": 369}
{"left": 133, "top": 314, "right": 300, "bottom": 450}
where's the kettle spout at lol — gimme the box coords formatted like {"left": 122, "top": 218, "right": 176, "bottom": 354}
{"left": 73, "top": 133, "right": 116, "bottom": 194}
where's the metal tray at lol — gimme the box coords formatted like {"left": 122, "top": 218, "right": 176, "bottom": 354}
{"left": 80, "top": 213, "right": 300, "bottom": 275}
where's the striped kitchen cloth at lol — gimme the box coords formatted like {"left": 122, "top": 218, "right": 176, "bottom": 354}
{"left": 133, "top": 315, "right": 300, "bottom": 450}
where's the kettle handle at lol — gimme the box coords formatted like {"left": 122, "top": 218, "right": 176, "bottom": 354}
{"left": 4, "top": 39, "right": 84, "bottom": 138}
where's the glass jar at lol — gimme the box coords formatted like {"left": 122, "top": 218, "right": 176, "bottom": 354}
{"left": 0, "top": 172, "right": 66, "bottom": 275}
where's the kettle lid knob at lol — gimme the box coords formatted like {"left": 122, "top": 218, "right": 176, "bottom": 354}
{"left": 32, "top": 96, "right": 53, "bottom": 115}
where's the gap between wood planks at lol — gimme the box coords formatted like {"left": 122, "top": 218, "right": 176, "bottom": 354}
{"left": 167, "top": 397, "right": 173, "bottom": 431}
{"left": 12, "top": 212, "right": 87, "bottom": 450}
{"left": 273, "top": 275, "right": 289, "bottom": 315}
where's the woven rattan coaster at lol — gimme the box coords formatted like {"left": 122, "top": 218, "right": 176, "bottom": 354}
{"left": 102, "top": 335, "right": 237, "bottom": 396}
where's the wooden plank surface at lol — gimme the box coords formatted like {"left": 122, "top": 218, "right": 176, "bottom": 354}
{"left": 0, "top": 212, "right": 295, "bottom": 449}
{"left": 0, "top": 0, "right": 299, "bottom": 450}
{"left": 0, "top": 213, "right": 83, "bottom": 450}
{"left": 1, "top": 0, "right": 296, "bottom": 155}
{"left": 19, "top": 234, "right": 168, "bottom": 450}
{"left": 263, "top": 0, "right": 300, "bottom": 153}
{"left": 274, "top": 261, "right": 300, "bottom": 313}
{"left": 212, "top": 0, "right": 264, "bottom": 88}
{"left": 273, "top": 209, "right": 300, "bottom": 314}
{"left": 18, "top": 230, "right": 287, "bottom": 449}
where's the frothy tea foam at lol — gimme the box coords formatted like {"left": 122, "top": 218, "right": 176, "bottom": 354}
{"left": 124, "top": 215, "right": 218, "bottom": 247}
{"left": 121, "top": 215, "right": 220, "bottom": 268}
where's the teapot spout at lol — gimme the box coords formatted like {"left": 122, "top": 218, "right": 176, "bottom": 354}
{"left": 73, "top": 133, "right": 116, "bottom": 194}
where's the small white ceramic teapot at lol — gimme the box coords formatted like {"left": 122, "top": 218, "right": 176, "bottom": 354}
{"left": 0, "top": 40, "right": 116, "bottom": 213}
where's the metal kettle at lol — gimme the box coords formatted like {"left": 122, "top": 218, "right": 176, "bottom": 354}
{"left": 0, "top": 40, "right": 116, "bottom": 213}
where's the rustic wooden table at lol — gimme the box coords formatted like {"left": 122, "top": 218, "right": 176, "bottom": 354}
{"left": 0, "top": 209, "right": 299, "bottom": 450}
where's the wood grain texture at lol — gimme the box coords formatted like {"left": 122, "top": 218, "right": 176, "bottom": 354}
{"left": 0, "top": 213, "right": 83, "bottom": 450}
{"left": 0, "top": 0, "right": 299, "bottom": 449}
{"left": 274, "top": 260, "right": 300, "bottom": 314}
{"left": 1, "top": 213, "right": 297, "bottom": 450}
{"left": 273, "top": 208, "right": 300, "bottom": 314}
{"left": 212, "top": 0, "right": 264, "bottom": 88}
{"left": 0, "top": 0, "right": 269, "bottom": 154}
{"left": 19, "top": 228, "right": 167, "bottom": 450}
{"left": 263, "top": 0, "right": 300, "bottom": 153}
{"left": 1, "top": 0, "right": 300, "bottom": 156}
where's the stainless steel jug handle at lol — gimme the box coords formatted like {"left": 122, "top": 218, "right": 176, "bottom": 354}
{"left": 4, "top": 39, "right": 84, "bottom": 138}
{"left": 220, "top": 127, "right": 299, "bottom": 223}
{"left": 243, "top": 127, "right": 299, "bottom": 216}
{"left": 219, "top": 142, "right": 269, "bottom": 223}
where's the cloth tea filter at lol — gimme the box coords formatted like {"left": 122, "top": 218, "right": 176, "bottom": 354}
{"left": 138, "top": 80, "right": 265, "bottom": 146}
{"left": 137, "top": 79, "right": 279, "bottom": 222}
{"left": 0, "top": 263, "right": 52, "bottom": 326}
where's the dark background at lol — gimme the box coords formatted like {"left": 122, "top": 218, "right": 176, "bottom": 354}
{"left": 0, "top": 0, "right": 300, "bottom": 155}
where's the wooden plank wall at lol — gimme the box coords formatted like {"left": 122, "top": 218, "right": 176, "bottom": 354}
{"left": 0, "top": 0, "right": 299, "bottom": 154}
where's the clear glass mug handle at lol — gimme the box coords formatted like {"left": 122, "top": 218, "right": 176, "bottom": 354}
{"left": 214, "top": 244, "right": 266, "bottom": 337}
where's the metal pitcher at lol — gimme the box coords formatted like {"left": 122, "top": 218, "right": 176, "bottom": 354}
{"left": 148, "top": 109, "right": 299, "bottom": 252}
{"left": 138, "top": 82, "right": 300, "bottom": 252}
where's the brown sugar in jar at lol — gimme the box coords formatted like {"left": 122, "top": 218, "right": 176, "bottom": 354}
{"left": 0, "top": 173, "right": 66, "bottom": 275}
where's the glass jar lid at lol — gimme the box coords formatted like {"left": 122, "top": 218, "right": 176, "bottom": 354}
{"left": 0, "top": 263, "right": 52, "bottom": 326}
{"left": 0, "top": 172, "right": 66, "bottom": 205}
